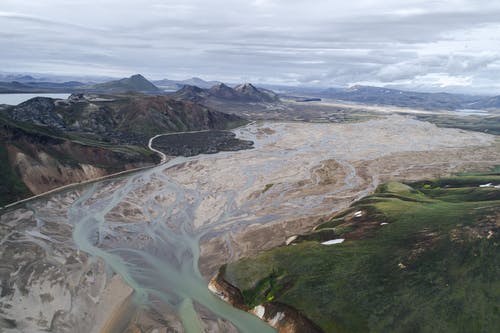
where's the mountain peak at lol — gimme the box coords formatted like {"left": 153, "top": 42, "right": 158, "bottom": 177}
{"left": 180, "top": 84, "right": 205, "bottom": 92}
{"left": 129, "top": 74, "right": 147, "bottom": 81}
{"left": 211, "top": 82, "right": 231, "bottom": 89}
{"left": 234, "top": 83, "right": 279, "bottom": 102}
{"left": 172, "top": 84, "right": 210, "bottom": 102}
{"left": 235, "top": 83, "right": 258, "bottom": 91}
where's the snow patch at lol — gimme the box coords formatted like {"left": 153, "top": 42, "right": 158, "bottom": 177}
{"left": 353, "top": 211, "right": 363, "bottom": 217}
{"left": 285, "top": 235, "right": 297, "bottom": 245}
{"left": 321, "top": 238, "right": 345, "bottom": 245}
{"left": 253, "top": 305, "right": 266, "bottom": 319}
{"left": 269, "top": 311, "right": 285, "bottom": 326}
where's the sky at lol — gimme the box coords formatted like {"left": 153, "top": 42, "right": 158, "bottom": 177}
{"left": 2, "top": 0, "right": 500, "bottom": 93}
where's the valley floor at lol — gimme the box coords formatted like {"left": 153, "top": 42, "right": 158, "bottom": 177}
{"left": 1, "top": 116, "right": 499, "bottom": 332}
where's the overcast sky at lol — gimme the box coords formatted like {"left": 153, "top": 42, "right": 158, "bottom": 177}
{"left": 2, "top": 0, "right": 500, "bottom": 93}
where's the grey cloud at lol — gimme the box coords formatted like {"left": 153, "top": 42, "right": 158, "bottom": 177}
{"left": 2, "top": 1, "right": 500, "bottom": 93}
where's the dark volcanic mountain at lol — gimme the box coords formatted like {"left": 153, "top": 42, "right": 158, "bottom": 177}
{"left": 208, "top": 83, "right": 242, "bottom": 100}
{"left": 86, "top": 74, "right": 161, "bottom": 93}
{"left": 0, "top": 93, "right": 247, "bottom": 205}
{"left": 172, "top": 82, "right": 281, "bottom": 104}
{"left": 173, "top": 85, "right": 211, "bottom": 102}
{"left": 234, "top": 83, "right": 279, "bottom": 102}
{"left": 3, "top": 94, "right": 246, "bottom": 143}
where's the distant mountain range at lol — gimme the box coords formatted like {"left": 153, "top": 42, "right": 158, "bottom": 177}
{"left": 3, "top": 73, "right": 500, "bottom": 110}
{"left": 0, "top": 74, "right": 162, "bottom": 94}
{"left": 0, "top": 74, "right": 278, "bottom": 103}
{"left": 316, "top": 85, "right": 500, "bottom": 110}
{"left": 0, "top": 73, "right": 115, "bottom": 84}
{"left": 0, "top": 80, "right": 86, "bottom": 93}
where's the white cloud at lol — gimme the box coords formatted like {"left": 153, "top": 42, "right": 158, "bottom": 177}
{"left": 415, "top": 73, "right": 473, "bottom": 88}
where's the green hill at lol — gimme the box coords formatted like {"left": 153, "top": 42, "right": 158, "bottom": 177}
{"left": 220, "top": 170, "right": 500, "bottom": 333}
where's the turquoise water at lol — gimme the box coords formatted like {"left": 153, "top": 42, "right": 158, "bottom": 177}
{"left": 65, "top": 159, "right": 275, "bottom": 333}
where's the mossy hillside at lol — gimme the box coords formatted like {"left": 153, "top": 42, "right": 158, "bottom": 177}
{"left": 1, "top": 113, "right": 156, "bottom": 161}
{"left": 0, "top": 115, "right": 159, "bottom": 205}
{"left": 415, "top": 114, "right": 500, "bottom": 135}
{"left": 223, "top": 173, "right": 500, "bottom": 333}
{"left": 0, "top": 145, "right": 32, "bottom": 206}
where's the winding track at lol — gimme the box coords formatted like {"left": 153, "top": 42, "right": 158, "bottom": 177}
{"left": 148, "top": 134, "right": 169, "bottom": 164}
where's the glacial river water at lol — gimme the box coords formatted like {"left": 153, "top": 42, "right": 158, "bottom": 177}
{"left": 63, "top": 126, "right": 280, "bottom": 332}
{"left": 65, "top": 163, "right": 276, "bottom": 332}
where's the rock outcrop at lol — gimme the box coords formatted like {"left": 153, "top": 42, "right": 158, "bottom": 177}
{"left": 209, "top": 270, "right": 322, "bottom": 333}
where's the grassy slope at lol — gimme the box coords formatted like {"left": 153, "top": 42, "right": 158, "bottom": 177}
{"left": 223, "top": 172, "right": 500, "bottom": 333}
{"left": 0, "top": 145, "right": 31, "bottom": 206}
{"left": 414, "top": 114, "right": 500, "bottom": 135}
{"left": 0, "top": 114, "right": 158, "bottom": 165}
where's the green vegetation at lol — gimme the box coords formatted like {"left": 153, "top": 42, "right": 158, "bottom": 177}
{"left": 262, "top": 183, "right": 274, "bottom": 193}
{"left": 223, "top": 171, "right": 500, "bottom": 333}
{"left": 0, "top": 145, "right": 31, "bottom": 206}
{"left": 415, "top": 114, "right": 500, "bottom": 135}
{"left": 223, "top": 118, "right": 250, "bottom": 130}
{"left": 0, "top": 112, "right": 68, "bottom": 141}
{"left": 240, "top": 268, "right": 290, "bottom": 307}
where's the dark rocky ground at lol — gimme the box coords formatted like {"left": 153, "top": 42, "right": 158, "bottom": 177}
{"left": 153, "top": 130, "right": 254, "bottom": 156}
